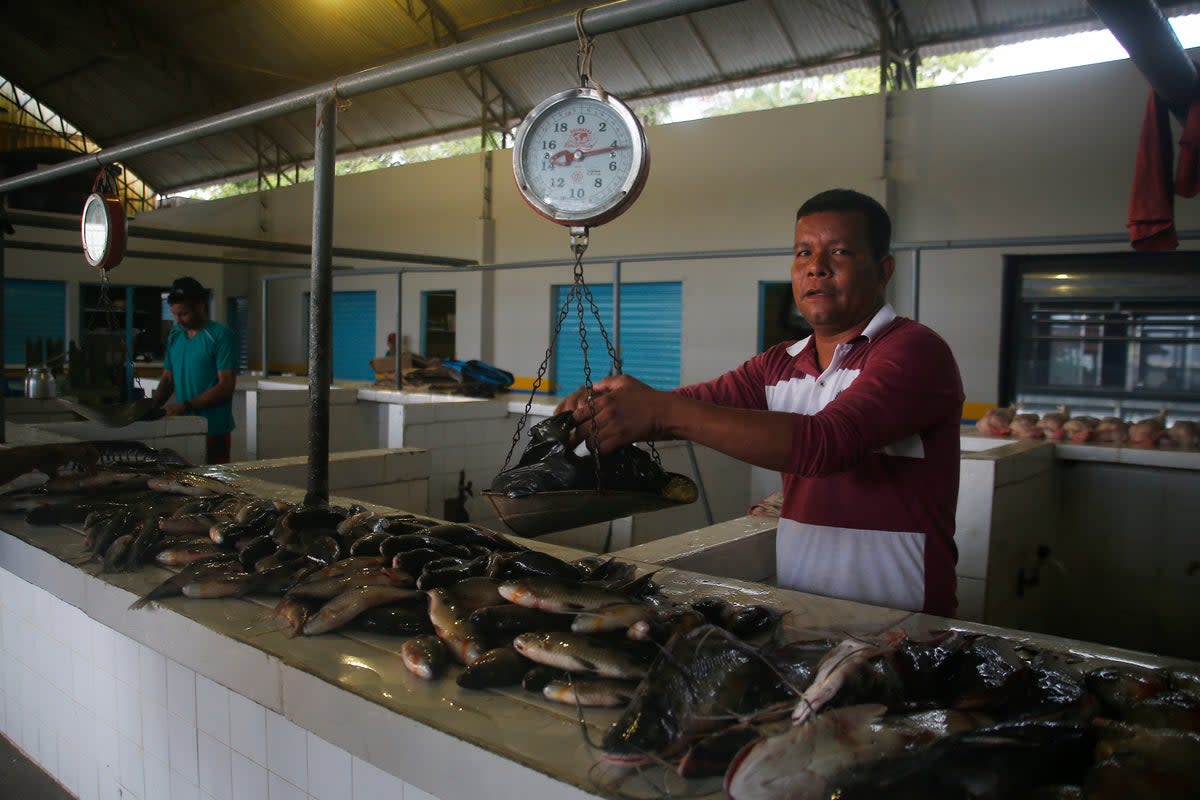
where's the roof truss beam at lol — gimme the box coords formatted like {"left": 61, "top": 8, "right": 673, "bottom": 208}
{"left": 395, "top": 0, "right": 521, "bottom": 147}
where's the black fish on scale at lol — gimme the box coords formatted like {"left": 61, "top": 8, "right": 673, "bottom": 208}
{"left": 489, "top": 411, "right": 671, "bottom": 498}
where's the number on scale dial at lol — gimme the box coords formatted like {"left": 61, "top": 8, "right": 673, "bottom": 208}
{"left": 513, "top": 87, "right": 649, "bottom": 227}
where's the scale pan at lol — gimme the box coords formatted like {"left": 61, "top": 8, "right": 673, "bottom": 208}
{"left": 56, "top": 397, "right": 163, "bottom": 428}
{"left": 482, "top": 473, "right": 698, "bottom": 537}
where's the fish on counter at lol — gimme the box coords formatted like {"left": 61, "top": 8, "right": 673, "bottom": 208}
{"left": 401, "top": 635, "right": 451, "bottom": 680}
{"left": 725, "top": 704, "right": 911, "bottom": 800}
{"left": 542, "top": 677, "right": 639, "bottom": 708}
{"left": 974, "top": 406, "right": 1015, "bottom": 437}
{"left": 1009, "top": 412, "right": 1045, "bottom": 440}
{"left": 1162, "top": 419, "right": 1198, "bottom": 449}
{"left": 1093, "top": 416, "right": 1131, "bottom": 444}
{"left": 1062, "top": 415, "right": 1100, "bottom": 443}
{"left": 1037, "top": 406, "right": 1071, "bottom": 441}
{"left": 1128, "top": 411, "right": 1168, "bottom": 447}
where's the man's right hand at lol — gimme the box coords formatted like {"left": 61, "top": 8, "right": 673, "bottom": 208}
{"left": 556, "top": 375, "right": 671, "bottom": 454}
{"left": 162, "top": 402, "right": 186, "bottom": 417}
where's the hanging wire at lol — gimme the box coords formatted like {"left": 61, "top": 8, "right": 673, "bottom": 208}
{"left": 575, "top": 8, "right": 608, "bottom": 95}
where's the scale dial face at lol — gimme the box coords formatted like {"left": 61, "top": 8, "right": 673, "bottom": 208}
{"left": 81, "top": 192, "right": 127, "bottom": 270}
{"left": 513, "top": 87, "right": 649, "bottom": 227}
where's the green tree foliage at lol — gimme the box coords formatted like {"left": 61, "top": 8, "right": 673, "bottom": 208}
{"left": 657, "top": 50, "right": 989, "bottom": 123}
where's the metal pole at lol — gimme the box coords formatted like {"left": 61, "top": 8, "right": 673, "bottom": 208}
{"left": 260, "top": 277, "right": 269, "bottom": 376}
{"left": 612, "top": 261, "right": 622, "bottom": 374}
{"left": 306, "top": 95, "right": 337, "bottom": 506}
{"left": 0, "top": 213, "right": 7, "bottom": 443}
{"left": 911, "top": 248, "right": 921, "bottom": 322}
{"left": 4, "top": 211, "right": 473, "bottom": 267}
{"left": 394, "top": 271, "right": 403, "bottom": 389}
{"left": 0, "top": 0, "right": 745, "bottom": 196}
{"left": 1088, "top": 0, "right": 1200, "bottom": 122}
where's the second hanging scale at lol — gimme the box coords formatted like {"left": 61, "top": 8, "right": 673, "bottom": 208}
{"left": 482, "top": 13, "right": 697, "bottom": 537}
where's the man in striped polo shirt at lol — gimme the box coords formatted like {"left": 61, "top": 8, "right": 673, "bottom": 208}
{"left": 559, "top": 189, "right": 964, "bottom": 616}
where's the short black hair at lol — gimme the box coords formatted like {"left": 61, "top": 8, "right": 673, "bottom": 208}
{"left": 167, "top": 276, "right": 207, "bottom": 305}
{"left": 796, "top": 189, "right": 891, "bottom": 260}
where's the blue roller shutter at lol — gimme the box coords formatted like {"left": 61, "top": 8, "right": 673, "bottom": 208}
{"left": 552, "top": 284, "right": 613, "bottom": 395}
{"left": 332, "top": 291, "right": 376, "bottom": 381}
{"left": 619, "top": 282, "right": 681, "bottom": 390}
{"left": 4, "top": 279, "right": 66, "bottom": 364}
{"left": 552, "top": 282, "right": 680, "bottom": 393}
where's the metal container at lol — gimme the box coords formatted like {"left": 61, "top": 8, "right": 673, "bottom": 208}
{"left": 24, "top": 366, "right": 57, "bottom": 399}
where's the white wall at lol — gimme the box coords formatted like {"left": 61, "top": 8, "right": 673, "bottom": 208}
{"left": 8, "top": 55, "right": 1200, "bottom": 405}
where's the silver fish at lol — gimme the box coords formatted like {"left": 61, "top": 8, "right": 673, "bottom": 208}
{"left": 543, "top": 677, "right": 637, "bottom": 708}
{"left": 401, "top": 635, "right": 451, "bottom": 680}
{"left": 301, "top": 585, "right": 422, "bottom": 636}
{"left": 498, "top": 576, "right": 630, "bottom": 613}
{"left": 512, "top": 632, "right": 649, "bottom": 680}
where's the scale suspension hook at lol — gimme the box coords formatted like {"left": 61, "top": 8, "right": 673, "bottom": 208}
{"left": 570, "top": 225, "right": 589, "bottom": 257}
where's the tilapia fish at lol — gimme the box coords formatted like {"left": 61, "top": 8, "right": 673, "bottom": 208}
{"left": 543, "top": 677, "right": 638, "bottom": 709}
{"left": 426, "top": 577, "right": 505, "bottom": 665}
{"left": 498, "top": 575, "right": 631, "bottom": 613}
{"left": 512, "top": 632, "right": 649, "bottom": 680}
{"left": 401, "top": 635, "right": 451, "bottom": 680}
{"left": 301, "top": 586, "right": 422, "bottom": 636}
{"left": 601, "top": 625, "right": 768, "bottom": 764}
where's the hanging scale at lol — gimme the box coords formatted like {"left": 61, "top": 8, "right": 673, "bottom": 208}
{"left": 487, "top": 11, "right": 694, "bottom": 536}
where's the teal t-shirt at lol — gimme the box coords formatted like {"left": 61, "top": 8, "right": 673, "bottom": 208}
{"left": 163, "top": 320, "right": 238, "bottom": 435}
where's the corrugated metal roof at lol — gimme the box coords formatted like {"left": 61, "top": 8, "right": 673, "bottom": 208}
{"left": 2, "top": 0, "right": 1199, "bottom": 194}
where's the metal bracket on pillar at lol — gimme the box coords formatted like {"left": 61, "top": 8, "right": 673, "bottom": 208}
{"left": 870, "top": 0, "right": 920, "bottom": 93}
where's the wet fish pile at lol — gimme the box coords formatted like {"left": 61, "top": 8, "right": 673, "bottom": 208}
{"left": 4, "top": 443, "right": 1198, "bottom": 797}
{"left": 718, "top": 631, "right": 1200, "bottom": 799}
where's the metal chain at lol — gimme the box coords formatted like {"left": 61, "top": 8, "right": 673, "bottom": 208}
{"left": 572, "top": 257, "right": 604, "bottom": 487}
{"left": 502, "top": 279, "right": 577, "bottom": 472}
{"left": 577, "top": 265, "right": 663, "bottom": 467}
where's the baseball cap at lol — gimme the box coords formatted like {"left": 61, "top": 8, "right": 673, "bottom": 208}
{"left": 167, "top": 276, "right": 207, "bottom": 304}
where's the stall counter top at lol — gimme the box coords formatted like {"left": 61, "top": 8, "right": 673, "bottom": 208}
{"left": 4, "top": 467, "right": 1198, "bottom": 800}
{"left": 960, "top": 428, "right": 1200, "bottom": 470}
{"left": 0, "top": 471, "right": 930, "bottom": 800}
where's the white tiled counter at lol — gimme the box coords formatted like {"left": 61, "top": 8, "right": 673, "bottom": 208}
{"left": 246, "top": 382, "right": 379, "bottom": 461}
{"left": 220, "top": 448, "right": 432, "bottom": 513}
{"left": 0, "top": 472, "right": 922, "bottom": 800}
{"left": 5, "top": 415, "right": 208, "bottom": 466}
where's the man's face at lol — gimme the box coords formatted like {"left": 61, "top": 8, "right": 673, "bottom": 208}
{"left": 170, "top": 301, "right": 207, "bottom": 331}
{"left": 791, "top": 210, "right": 894, "bottom": 337}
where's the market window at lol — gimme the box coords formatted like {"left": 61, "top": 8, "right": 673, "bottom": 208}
{"left": 1001, "top": 253, "right": 1200, "bottom": 418}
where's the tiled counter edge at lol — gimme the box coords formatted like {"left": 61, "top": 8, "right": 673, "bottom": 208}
{"left": 0, "top": 526, "right": 603, "bottom": 800}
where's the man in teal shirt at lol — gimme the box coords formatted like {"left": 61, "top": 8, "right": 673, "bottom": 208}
{"left": 153, "top": 276, "right": 238, "bottom": 464}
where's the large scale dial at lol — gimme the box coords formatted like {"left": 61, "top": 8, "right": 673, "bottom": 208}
{"left": 81, "top": 191, "right": 127, "bottom": 271}
{"left": 513, "top": 87, "right": 649, "bottom": 228}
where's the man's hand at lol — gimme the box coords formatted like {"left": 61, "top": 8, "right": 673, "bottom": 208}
{"left": 162, "top": 402, "right": 187, "bottom": 417}
{"left": 558, "top": 374, "right": 671, "bottom": 454}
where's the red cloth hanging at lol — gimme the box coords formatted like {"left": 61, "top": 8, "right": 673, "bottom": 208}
{"left": 1127, "top": 90, "right": 1178, "bottom": 251}
{"left": 1175, "top": 100, "right": 1200, "bottom": 198}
